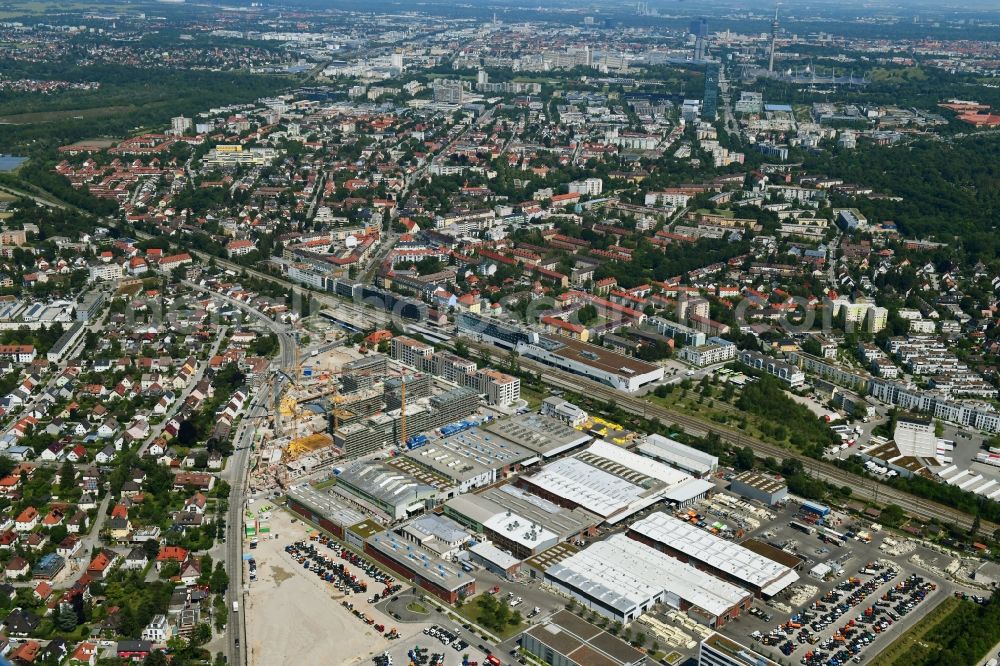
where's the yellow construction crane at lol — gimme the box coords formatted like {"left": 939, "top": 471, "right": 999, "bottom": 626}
{"left": 278, "top": 345, "right": 306, "bottom": 440}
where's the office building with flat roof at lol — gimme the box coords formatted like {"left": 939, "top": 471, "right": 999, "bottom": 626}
{"left": 399, "top": 514, "right": 471, "bottom": 559}
{"left": 519, "top": 609, "right": 646, "bottom": 666}
{"left": 540, "top": 397, "right": 589, "bottom": 427}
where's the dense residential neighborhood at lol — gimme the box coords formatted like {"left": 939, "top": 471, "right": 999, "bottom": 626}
{"left": 1, "top": 0, "right": 1000, "bottom": 665}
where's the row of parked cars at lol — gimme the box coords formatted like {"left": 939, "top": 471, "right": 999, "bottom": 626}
{"left": 755, "top": 564, "right": 936, "bottom": 665}
{"left": 286, "top": 540, "right": 369, "bottom": 593}
{"left": 424, "top": 625, "right": 469, "bottom": 653}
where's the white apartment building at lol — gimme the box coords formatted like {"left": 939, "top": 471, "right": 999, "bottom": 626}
{"left": 142, "top": 614, "right": 173, "bottom": 643}
{"left": 680, "top": 338, "right": 737, "bottom": 367}
{"left": 391, "top": 335, "right": 434, "bottom": 369}
{"left": 473, "top": 369, "right": 520, "bottom": 407}
{"left": 567, "top": 178, "right": 603, "bottom": 197}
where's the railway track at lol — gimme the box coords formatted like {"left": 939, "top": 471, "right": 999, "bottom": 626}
{"left": 500, "top": 349, "right": 994, "bottom": 535}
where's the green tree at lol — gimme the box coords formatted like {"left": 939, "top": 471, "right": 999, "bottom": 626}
{"left": 192, "top": 622, "right": 213, "bottom": 647}
{"left": 880, "top": 504, "right": 906, "bottom": 527}
{"left": 143, "top": 538, "right": 161, "bottom": 562}
{"left": 734, "top": 445, "right": 756, "bottom": 472}
{"left": 177, "top": 420, "right": 199, "bottom": 446}
{"left": 144, "top": 651, "right": 169, "bottom": 666}
{"left": 210, "top": 562, "right": 230, "bottom": 594}
{"left": 58, "top": 460, "right": 75, "bottom": 491}
{"left": 577, "top": 304, "right": 598, "bottom": 325}
{"left": 57, "top": 602, "right": 78, "bottom": 631}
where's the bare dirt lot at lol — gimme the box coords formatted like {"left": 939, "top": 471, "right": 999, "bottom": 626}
{"left": 245, "top": 510, "right": 422, "bottom": 666}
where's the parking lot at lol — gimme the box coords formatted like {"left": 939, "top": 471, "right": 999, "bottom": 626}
{"left": 749, "top": 563, "right": 939, "bottom": 664}
{"left": 245, "top": 511, "right": 428, "bottom": 666}
{"left": 713, "top": 498, "right": 960, "bottom": 664}
{"left": 373, "top": 621, "right": 491, "bottom": 666}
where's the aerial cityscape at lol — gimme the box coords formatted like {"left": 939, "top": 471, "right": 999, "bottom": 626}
{"left": 0, "top": 0, "right": 999, "bottom": 664}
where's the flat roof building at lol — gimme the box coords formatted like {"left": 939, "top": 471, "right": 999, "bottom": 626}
{"left": 482, "top": 512, "right": 559, "bottom": 559}
{"left": 637, "top": 434, "right": 718, "bottom": 478}
{"left": 699, "top": 633, "right": 779, "bottom": 666}
{"left": 739, "top": 350, "right": 805, "bottom": 388}
{"left": 443, "top": 484, "right": 599, "bottom": 557}
{"left": 286, "top": 484, "right": 368, "bottom": 540}
{"left": 468, "top": 541, "right": 521, "bottom": 578}
{"left": 627, "top": 512, "right": 799, "bottom": 598}
{"left": 729, "top": 471, "right": 788, "bottom": 506}
{"left": 518, "top": 335, "right": 664, "bottom": 393}
{"left": 545, "top": 534, "right": 752, "bottom": 626}
{"left": 334, "top": 461, "right": 438, "bottom": 522}
{"left": 365, "top": 531, "right": 475, "bottom": 603}
{"left": 519, "top": 440, "right": 707, "bottom": 524}
{"left": 482, "top": 413, "right": 592, "bottom": 459}
{"left": 519, "top": 609, "right": 646, "bottom": 666}
{"left": 540, "top": 397, "right": 589, "bottom": 427}
{"left": 399, "top": 514, "right": 471, "bottom": 559}
{"left": 399, "top": 427, "right": 533, "bottom": 494}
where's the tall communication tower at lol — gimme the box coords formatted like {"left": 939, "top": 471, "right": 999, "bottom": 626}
{"left": 768, "top": 4, "right": 780, "bottom": 74}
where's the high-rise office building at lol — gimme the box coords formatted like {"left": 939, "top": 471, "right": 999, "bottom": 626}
{"left": 703, "top": 62, "right": 720, "bottom": 120}
{"left": 690, "top": 18, "right": 708, "bottom": 61}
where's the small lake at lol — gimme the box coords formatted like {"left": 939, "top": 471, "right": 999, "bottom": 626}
{"left": 0, "top": 155, "right": 27, "bottom": 172}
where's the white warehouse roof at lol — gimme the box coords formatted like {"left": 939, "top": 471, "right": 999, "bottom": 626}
{"left": 483, "top": 512, "right": 559, "bottom": 551}
{"left": 523, "top": 440, "right": 695, "bottom": 520}
{"left": 638, "top": 434, "right": 719, "bottom": 476}
{"left": 629, "top": 512, "right": 799, "bottom": 596}
{"left": 546, "top": 534, "right": 749, "bottom": 619}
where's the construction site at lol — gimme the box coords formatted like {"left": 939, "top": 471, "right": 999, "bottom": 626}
{"left": 246, "top": 342, "right": 485, "bottom": 497}
{"left": 246, "top": 343, "right": 364, "bottom": 495}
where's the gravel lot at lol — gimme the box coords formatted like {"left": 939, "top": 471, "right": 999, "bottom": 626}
{"left": 245, "top": 510, "right": 424, "bottom": 666}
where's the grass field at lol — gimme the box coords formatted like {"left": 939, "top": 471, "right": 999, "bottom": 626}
{"left": 871, "top": 67, "right": 928, "bottom": 83}
{"left": 520, "top": 385, "right": 546, "bottom": 410}
{"left": 455, "top": 597, "right": 524, "bottom": 640}
{"left": 0, "top": 105, "right": 136, "bottom": 125}
{"left": 869, "top": 596, "right": 956, "bottom": 666}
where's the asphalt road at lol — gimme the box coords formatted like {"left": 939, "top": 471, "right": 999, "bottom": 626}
{"left": 225, "top": 378, "right": 280, "bottom": 665}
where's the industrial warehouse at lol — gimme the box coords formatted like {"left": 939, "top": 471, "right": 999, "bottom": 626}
{"left": 365, "top": 530, "right": 475, "bottom": 603}
{"left": 519, "top": 439, "right": 715, "bottom": 523}
{"left": 396, "top": 427, "right": 533, "bottom": 495}
{"left": 443, "top": 484, "right": 599, "bottom": 556}
{"left": 480, "top": 412, "right": 593, "bottom": 460}
{"left": 544, "top": 534, "right": 753, "bottom": 626}
{"left": 627, "top": 512, "right": 800, "bottom": 597}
